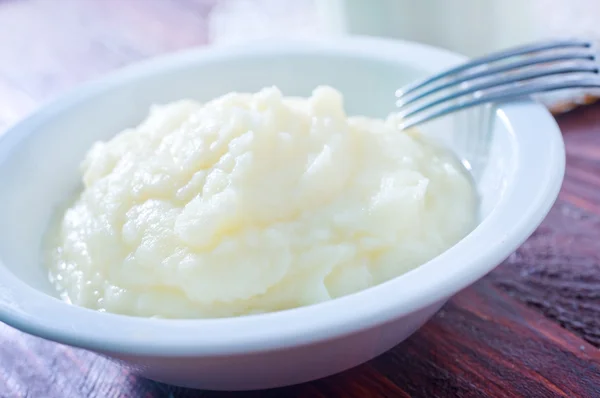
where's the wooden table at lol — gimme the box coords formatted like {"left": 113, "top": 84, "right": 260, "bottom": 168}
{"left": 0, "top": 1, "right": 599, "bottom": 397}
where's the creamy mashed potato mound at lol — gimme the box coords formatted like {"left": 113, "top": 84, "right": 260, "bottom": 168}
{"left": 46, "top": 86, "right": 476, "bottom": 318}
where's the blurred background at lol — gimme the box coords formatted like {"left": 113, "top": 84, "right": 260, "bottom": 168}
{"left": 0, "top": 0, "right": 599, "bottom": 132}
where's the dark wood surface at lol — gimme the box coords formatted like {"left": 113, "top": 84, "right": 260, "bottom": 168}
{"left": 0, "top": 1, "right": 599, "bottom": 397}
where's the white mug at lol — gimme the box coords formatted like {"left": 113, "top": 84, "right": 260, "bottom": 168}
{"left": 317, "top": 0, "right": 599, "bottom": 57}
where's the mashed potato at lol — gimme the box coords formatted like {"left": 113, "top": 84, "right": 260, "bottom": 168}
{"left": 46, "top": 86, "right": 476, "bottom": 318}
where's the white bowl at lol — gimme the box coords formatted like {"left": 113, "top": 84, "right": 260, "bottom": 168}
{"left": 0, "top": 37, "right": 564, "bottom": 390}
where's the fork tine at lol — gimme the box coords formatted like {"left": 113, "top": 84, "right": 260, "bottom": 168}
{"left": 396, "top": 50, "right": 597, "bottom": 108}
{"left": 398, "top": 76, "right": 600, "bottom": 131}
{"left": 396, "top": 39, "right": 593, "bottom": 98}
{"left": 397, "top": 61, "right": 599, "bottom": 119}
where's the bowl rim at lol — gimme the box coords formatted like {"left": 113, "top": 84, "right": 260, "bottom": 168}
{"left": 0, "top": 36, "right": 565, "bottom": 356}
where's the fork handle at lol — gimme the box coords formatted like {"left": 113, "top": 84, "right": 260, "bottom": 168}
{"left": 399, "top": 78, "right": 600, "bottom": 131}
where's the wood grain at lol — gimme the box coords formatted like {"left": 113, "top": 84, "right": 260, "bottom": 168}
{"left": 558, "top": 105, "right": 600, "bottom": 213}
{"left": 0, "top": 1, "right": 599, "bottom": 397}
{"left": 491, "top": 201, "right": 600, "bottom": 347}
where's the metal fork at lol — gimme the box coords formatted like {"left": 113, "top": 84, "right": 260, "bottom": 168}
{"left": 395, "top": 39, "right": 600, "bottom": 130}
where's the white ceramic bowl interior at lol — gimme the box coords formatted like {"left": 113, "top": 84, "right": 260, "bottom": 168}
{"left": 0, "top": 38, "right": 564, "bottom": 390}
